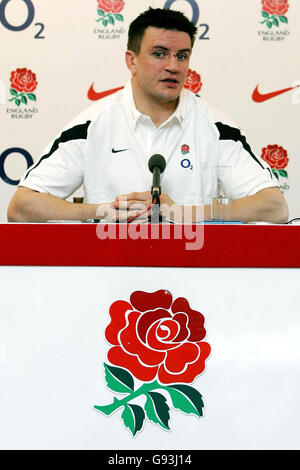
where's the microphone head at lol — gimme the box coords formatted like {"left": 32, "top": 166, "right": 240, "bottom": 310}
{"left": 148, "top": 154, "right": 166, "bottom": 174}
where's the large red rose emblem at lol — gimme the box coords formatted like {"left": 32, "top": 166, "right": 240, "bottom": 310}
{"left": 105, "top": 290, "right": 211, "bottom": 384}
{"left": 261, "top": 0, "right": 289, "bottom": 15}
{"left": 261, "top": 145, "right": 289, "bottom": 169}
{"left": 184, "top": 69, "right": 202, "bottom": 94}
{"left": 97, "top": 0, "right": 124, "bottom": 13}
{"left": 10, "top": 68, "right": 37, "bottom": 93}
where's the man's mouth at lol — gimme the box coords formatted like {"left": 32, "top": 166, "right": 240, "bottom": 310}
{"left": 160, "top": 78, "right": 179, "bottom": 88}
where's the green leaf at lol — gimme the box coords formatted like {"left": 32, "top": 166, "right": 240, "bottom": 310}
{"left": 272, "top": 169, "right": 279, "bottom": 180}
{"left": 103, "top": 363, "right": 134, "bottom": 394}
{"left": 266, "top": 21, "right": 273, "bottom": 29}
{"left": 279, "top": 16, "right": 288, "bottom": 24}
{"left": 145, "top": 392, "right": 170, "bottom": 430}
{"left": 102, "top": 19, "right": 108, "bottom": 27}
{"left": 261, "top": 10, "right": 269, "bottom": 18}
{"left": 27, "top": 93, "right": 36, "bottom": 101}
{"left": 278, "top": 169, "right": 288, "bottom": 178}
{"left": 97, "top": 9, "right": 105, "bottom": 16}
{"left": 166, "top": 384, "right": 204, "bottom": 417}
{"left": 121, "top": 404, "right": 145, "bottom": 436}
{"left": 108, "top": 15, "right": 115, "bottom": 25}
{"left": 15, "top": 98, "right": 21, "bottom": 106}
{"left": 10, "top": 88, "right": 18, "bottom": 96}
{"left": 21, "top": 95, "right": 27, "bottom": 105}
{"left": 273, "top": 17, "right": 279, "bottom": 27}
{"left": 114, "top": 13, "right": 124, "bottom": 21}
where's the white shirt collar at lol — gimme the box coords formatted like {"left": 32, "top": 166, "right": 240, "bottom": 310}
{"left": 123, "top": 80, "right": 186, "bottom": 130}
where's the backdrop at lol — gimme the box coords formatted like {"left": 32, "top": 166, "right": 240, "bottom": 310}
{"left": 0, "top": 0, "right": 299, "bottom": 221}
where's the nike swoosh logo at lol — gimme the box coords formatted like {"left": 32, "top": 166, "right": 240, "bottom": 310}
{"left": 87, "top": 83, "right": 124, "bottom": 101}
{"left": 112, "top": 148, "right": 129, "bottom": 154}
{"left": 252, "top": 84, "right": 300, "bottom": 103}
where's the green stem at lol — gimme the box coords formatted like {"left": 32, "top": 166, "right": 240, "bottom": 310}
{"left": 95, "top": 380, "right": 163, "bottom": 416}
{"left": 96, "top": 13, "right": 110, "bottom": 23}
{"left": 8, "top": 92, "right": 24, "bottom": 102}
{"left": 260, "top": 14, "right": 276, "bottom": 24}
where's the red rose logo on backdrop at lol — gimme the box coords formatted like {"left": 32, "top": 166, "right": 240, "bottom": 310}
{"left": 260, "top": 0, "right": 289, "bottom": 28}
{"left": 261, "top": 144, "right": 289, "bottom": 169}
{"left": 95, "top": 290, "right": 211, "bottom": 436}
{"left": 261, "top": 145, "right": 289, "bottom": 187}
{"left": 96, "top": 0, "right": 124, "bottom": 26}
{"left": 9, "top": 68, "right": 37, "bottom": 106}
{"left": 262, "top": 0, "right": 289, "bottom": 15}
{"left": 184, "top": 69, "right": 202, "bottom": 95}
{"left": 98, "top": 0, "right": 124, "bottom": 12}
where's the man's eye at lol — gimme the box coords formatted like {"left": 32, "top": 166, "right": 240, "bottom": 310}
{"left": 177, "top": 53, "right": 188, "bottom": 61}
{"left": 153, "top": 51, "right": 165, "bottom": 58}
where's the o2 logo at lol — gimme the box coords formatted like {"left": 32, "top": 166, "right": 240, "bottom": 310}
{"left": 0, "top": 148, "right": 33, "bottom": 185}
{"left": 181, "top": 159, "right": 193, "bottom": 170}
{"left": 0, "top": 0, "right": 45, "bottom": 39}
{"left": 164, "top": 0, "right": 210, "bottom": 40}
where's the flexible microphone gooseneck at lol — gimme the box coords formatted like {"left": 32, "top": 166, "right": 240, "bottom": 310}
{"left": 148, "top": 154, "right": 166, "bottom": 204}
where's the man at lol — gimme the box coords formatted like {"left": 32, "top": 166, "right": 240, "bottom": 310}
{"left": 7, "top": 8, "right": 288, "bottom": 223}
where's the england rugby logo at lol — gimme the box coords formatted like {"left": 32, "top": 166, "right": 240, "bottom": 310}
{"left": 94, "top": 290, "right": 211, "bottom": 436}
{"left": 8, "top": 68, "right": 37, "bottom": 106}
{"left": 260, "top": 0, "right": 289, "bottom": 29}
{"left": 261, "top": 144, "right": 290, "bottom": 191}
{"left": 96, "top": 0, "right": 124, "bottom": 26}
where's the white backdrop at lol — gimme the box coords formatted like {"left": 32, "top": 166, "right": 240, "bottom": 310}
{"left": 0, "top": 0, "right": 299, "bottom": 220}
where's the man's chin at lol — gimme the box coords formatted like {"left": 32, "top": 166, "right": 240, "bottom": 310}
{"left": 157, "top": 87, "right": 182, "bottom": 102}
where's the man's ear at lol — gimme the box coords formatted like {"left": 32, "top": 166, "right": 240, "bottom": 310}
{"left": 125, "top": 50, "right": 137, "bottom": 75}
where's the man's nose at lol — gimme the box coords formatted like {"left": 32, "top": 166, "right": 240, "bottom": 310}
{"left": 165, "top": 54, "right": 180, "bottom": 72}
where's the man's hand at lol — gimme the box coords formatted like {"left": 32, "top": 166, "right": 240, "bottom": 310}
{"left": 110, "top": 191, "right": 205, "bottom": 223}
{"left": 96, "top": 195, "right": 149, "bottom": 223}
{"left": 110, "top": 191, "right": 153, "bottom": 222}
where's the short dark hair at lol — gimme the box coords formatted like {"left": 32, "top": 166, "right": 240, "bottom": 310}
{"left": 127, "top": 7, "right": 197, "bottom": 54}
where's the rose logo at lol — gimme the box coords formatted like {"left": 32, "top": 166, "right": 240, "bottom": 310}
{"left": 96, "top": 0, "right": 124, "bottom": 26}
{"left": 260, "top": 0, "right": 289, "bottom": 29}
{"left": 261, "top": 144, "right": 289, "bottom": 180}
{"left": 95, "top": 290, "right": 211, "bottom": 436}
{"left": 181, "top": 144, "right": 190, "bottom": 155}
{"left": 9, "top": 68, "right": 37, "bottom": 106}
{"left": 184, "top": 69, "right": 202, "bottom": 95}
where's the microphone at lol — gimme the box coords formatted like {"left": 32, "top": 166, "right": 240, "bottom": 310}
{"left": 148, "top": 154, "right": 166, "bottom": 204}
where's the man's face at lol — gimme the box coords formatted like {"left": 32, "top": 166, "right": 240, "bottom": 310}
{"left": 127, "top": 26, "right": 192, "bottom": 105}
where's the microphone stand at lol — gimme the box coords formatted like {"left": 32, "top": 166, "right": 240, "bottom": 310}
{"left": 151, "top": 167, "right": 161, "bottom": 224}
{"left": 151, "top": 194, "right": 160, "bottom": 224}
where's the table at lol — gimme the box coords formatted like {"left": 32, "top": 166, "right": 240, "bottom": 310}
{"left": 0, "top": 224, "right": 299, "bottom": 450}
